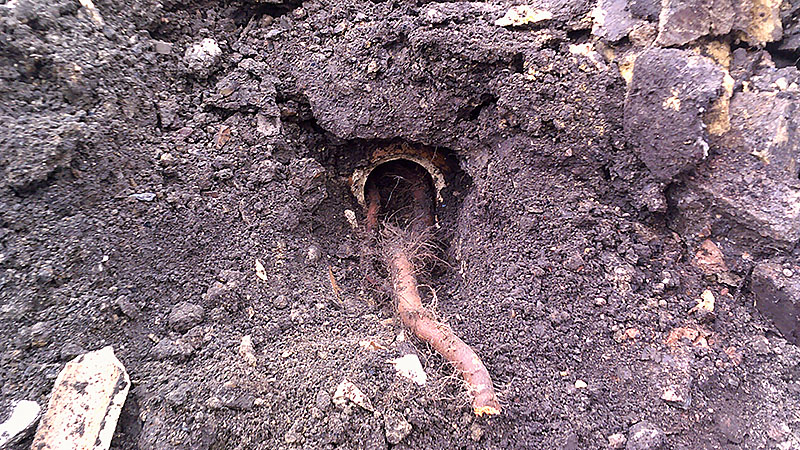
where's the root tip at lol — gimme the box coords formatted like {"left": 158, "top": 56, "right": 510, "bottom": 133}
{"left": 474, "top": 405, "right": 501, "bottom": 417}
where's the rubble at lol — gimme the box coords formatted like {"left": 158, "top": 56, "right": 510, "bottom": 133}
{"left": 656, "top": 0, "right": 782, "bottom": 46}
{"left": 624, "top": 48, "right": 725, "bottom": 182}
{"left": 31, "top": 346, "right": 130, "bottom": 450}
{"left": 626, "top": 421, "right": 666, "bottom": 450}
{"left": 675, "top": 88, "right": 800, "bottom": 249}
{"left": 183, "top": 38, "right": 222, "bottom": 78}
{"left": 752, "top": 262, "right": 800, "bottom": 345}
{"left": 0, "top": 400, "right": 41, "bottom": 447}
{"left": 383, "top": 410, "right": 412, "bottom": 444}
{"left": 332, "top": 379, "right": 373, "bottom": 411}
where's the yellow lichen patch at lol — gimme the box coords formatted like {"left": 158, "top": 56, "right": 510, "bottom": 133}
{"left": 618, "top": 53, "right": 637, "bottom": 85}
{"left": 474, "top": 405, "right": 501, "bottom": 417}
{"left": 704, "top": 41, "right": 731, "bottom": 69}
{"left": 662, "top": 88, "right": 681, "bottom": 111}
{"left": 773, "top": 116, "right": 789, "bottom": 145}
{"left": 495, "top": 5, "right": 552, "bottom": 27}
{"left": 704, "top": 71, "right": 734, "bottom": 135}
{"left": 744, "top": 0, "right": 782, "bottom": 45}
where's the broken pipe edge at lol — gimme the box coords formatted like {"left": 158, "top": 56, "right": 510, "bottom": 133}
{"left": 350, "top": 150, "right": 447, "bottom": 209}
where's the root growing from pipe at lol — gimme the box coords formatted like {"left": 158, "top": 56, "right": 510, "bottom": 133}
{"left": 385, "top": 233, "right": 501, "bottom": 416}
{"left": 364, "top": 159, "right": 500, "bottom": 417}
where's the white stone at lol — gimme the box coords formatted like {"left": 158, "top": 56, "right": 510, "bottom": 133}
{"left": 31, "top": 346, "right": 130, "bottom": 450}
{"left": 388, "top": 354, "right": 427, "bottom": 386}
{"left": 0, "top": 400, "right": 41, "bottom": 447}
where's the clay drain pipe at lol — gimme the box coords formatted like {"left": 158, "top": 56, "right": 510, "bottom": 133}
{"left": 364, "top": 160, "right": 501, "bottom": 417}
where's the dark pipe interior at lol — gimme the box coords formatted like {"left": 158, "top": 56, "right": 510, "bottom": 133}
{"left": 363, "top": 159, "right": 436, "bottom": 233}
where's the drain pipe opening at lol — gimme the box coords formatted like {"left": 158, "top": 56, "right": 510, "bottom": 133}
{"left": 357, "top": 146, "right": 501, "bottom": 417}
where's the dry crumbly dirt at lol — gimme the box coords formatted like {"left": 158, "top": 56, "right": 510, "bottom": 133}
{"left": 1, "top": 0, "right": 800, "bottom": 449}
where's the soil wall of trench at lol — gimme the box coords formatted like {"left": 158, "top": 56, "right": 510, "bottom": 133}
{"left": 1, "top": 0, "right": 800, "bottom": 448}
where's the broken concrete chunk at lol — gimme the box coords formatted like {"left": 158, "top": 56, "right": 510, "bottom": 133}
{"left": 656, "top": 0, "right": 782, "bottom": 46}
{"left": 752, "top": 262, "right": 800, "bottom": 345}
{"left": 388, "top": 354, "right": 427, "bottom": 386}
{"left": 332, "top": 379, "right": 373, "bottom": 411}
{"left": 494, "top": 5, "right": 552, "bottom": 27}
{"left": 624, "top": 48, "right": 725, "bottom": 181}
{"left": 183, "top": 38, "right": 222, "bottom": 78}
{"left": 0, "top": 400, "right": 41, "bottom": 447}
{"left": 678, "top": 91, "right": 800, "bottom": 247}
{"left": 31, "top": 346, "right": 130, "bottom": 450}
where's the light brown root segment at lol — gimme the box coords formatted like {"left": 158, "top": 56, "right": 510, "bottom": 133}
{"left": 387, "top": 244, "right": 501, "bottom": 416}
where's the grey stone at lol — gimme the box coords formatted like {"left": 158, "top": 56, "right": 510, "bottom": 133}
{"left": 656, "top": 0, "right": 735, "bottom": 46}
{"left": 153, "top": 40, "right": 172, "bottom": 55}
{"left": 183, "top": 38, "right": 222, "bottom": 78}
{"left": 383, "top": 410, "right": 412, "bottom": 445}
{"left": 28, "top": 322, "right": 52, "bottom": 348}
{"left": 656, "top": 0, "right": 782, "bottom": 46}
{"left": 675, "top": 90, "right": 800, "bottom": 249}
{"left": 624, "top": 48, "right": 725, "bottom": 181}
{"left": 116, "top": 296, "right": 140, "bottom": 320}
{"left": 60, "top": 342, "right": 85, "bottom": 361}
{"left": 130, "top": 192, "right": 156, "bottom": 202}
{"left": 168, "top": 302, "right": 204, "bottom": 333}
{"left": 151, "top": 338, "right": 193, "bottom": 361}
{"left": 752, "top": 262, "right": 800, "bottom": 344}
{"left": 592, "top": 0, "right": 643, "bottom": 42}
{"left": 165, "top": 383, "right": 191, "bottom": 407}
{"left": 273, "top": 294, "right": 289, "bottom": 309}
{"left": 626, "top": 421, "right": 666, "bottom": 450}
{"left": 315, "top": 389, "right": 331, "bottom": 410}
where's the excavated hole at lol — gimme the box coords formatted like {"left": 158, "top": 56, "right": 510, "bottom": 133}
{"left": 363, "top": 159, "right": 436, "bottom": 231}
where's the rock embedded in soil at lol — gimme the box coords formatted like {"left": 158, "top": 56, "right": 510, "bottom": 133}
{"left": 383, "top": 410, "right": 412, "bottom": 444}
{"left": 656, "top": 0, "right": 783, "bottom": 46}
{"left": 116, "top": 295, "right": 140, "bottom": 320}
{"left": 626, "top": 421, "right": 667, "bottom": 450}
{"left": 168, "top": 301, "right": 204, "bottom": 333}
{"left": 676, "top": 90, "right": 800, "bottom": 248}
{"left": 184, "top": 38, "right": 222, "bottom": 78}
{"left": 151, "top": 338, "right": 194, "bottom": 361}
{"left": 591, "top": 0, "right": 643, "bottom": 42}
{"left": 715, "top": 411, "right": 745, "bottom": 444}
{"left": 31, "top": 346, "right": 130, "bottom": 450}
{"left": 60, "top": 342, "right": 86, "bottom": 361}
{"left": 752, "top": 262, "right": 800, "bottom": 345}
{"left": 624, "top": 48, "right": 725, "bottom": 182}
{"left": 608, "top": 432, "right": 627, "bottom": 448}
{"left": 0, "top": 400, "right": 41, "bottom": 447}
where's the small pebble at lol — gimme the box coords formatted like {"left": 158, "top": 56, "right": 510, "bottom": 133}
{"left": 130, "top": 192, "right": 156, "bottom": 202}
{"left": 783, "top": 268, "right": 793, "bottom": 277}
{"left": 608, "top": 433, "right": 626, "bottom": 449}
{"left": 575, "top": 380, "right": 588, "bottom": 389}
{"left": 273, "top": 294, "right": 289, "bottom": 309}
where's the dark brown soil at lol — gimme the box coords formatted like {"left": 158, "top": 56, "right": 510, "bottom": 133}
{"left": 1, "top": 0, "right": 800, "bottom": 449}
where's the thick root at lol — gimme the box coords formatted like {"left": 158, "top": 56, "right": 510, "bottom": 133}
{"left": 388, "top": 245, "right": 501, "bottom": 416}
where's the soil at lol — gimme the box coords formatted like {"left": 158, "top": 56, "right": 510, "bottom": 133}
{"left": 1, "top": 0, "right": 800, "bottom": 449}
